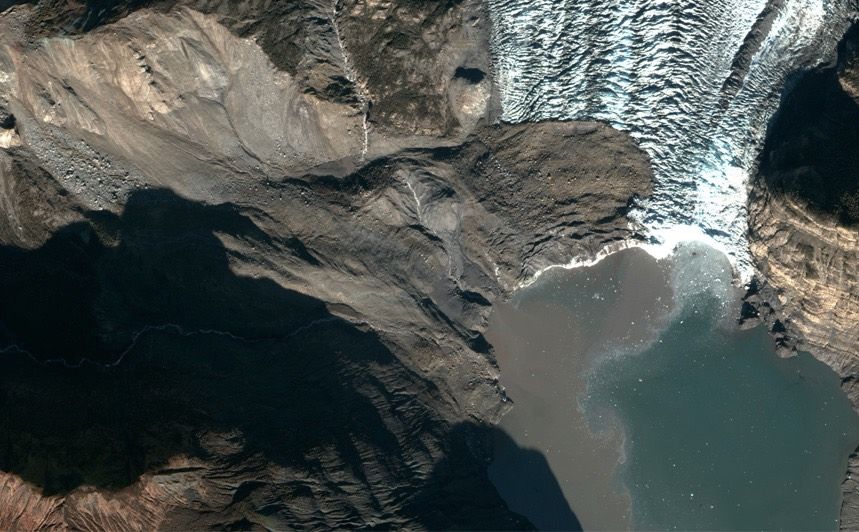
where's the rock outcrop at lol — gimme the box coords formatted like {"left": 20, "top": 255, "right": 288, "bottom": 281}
{"left": 0, "top": 1, "right": 652, "bottom": 529}
{"left": 748, "top": 23, "right": 859, "bottom": 530}
{"left": 749, "top": 21, "right": 859, "bottom": 380}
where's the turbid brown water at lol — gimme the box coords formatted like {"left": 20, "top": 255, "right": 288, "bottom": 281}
{"left": 488, "top": 244, "right": 859, "bottom": 530}
{"left": 487, "top": 248, "right": 674, "bottom": 530}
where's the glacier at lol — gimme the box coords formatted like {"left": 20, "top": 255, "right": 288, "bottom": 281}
{"left": 487, "top": 0, "right": 855, "bottom": 283}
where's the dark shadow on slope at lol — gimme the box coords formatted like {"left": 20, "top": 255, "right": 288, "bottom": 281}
{"left": 401, "top": 422, "right": 581, "bottom": 531}
{"left": 0, "top": 188, "right": 532, "bottom": 527}
{"left": 0, "top": 188, "right": 523, "bottom": 531}
{"left": 488, "top": 427, "right": 583, "bottom": 532}
{"left": 0, "top": 189, "right": 409, "bottom": 498}
{"left": 758, "top": 23, "right": 859, "bottom": 225}
{"left": 0, "top": 0, "right": 32, "bottom": 12}
{"left": 0, "top": 188, "right": 329, "bottom": 365}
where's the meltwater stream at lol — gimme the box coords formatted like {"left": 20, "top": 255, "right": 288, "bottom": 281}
{"left": 487, "top": 0, "right": 854, "bottom": 280}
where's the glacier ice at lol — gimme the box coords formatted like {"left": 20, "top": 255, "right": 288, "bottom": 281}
{"left": 487, "top": 0, "right": 854, "bottom": 283}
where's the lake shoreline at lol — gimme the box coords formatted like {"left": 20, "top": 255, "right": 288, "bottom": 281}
{"left": 488, "top": 245, "right": 859, "bottom": 530}
{"left": 488, "top": 248, "right": 674, "bottom": 530}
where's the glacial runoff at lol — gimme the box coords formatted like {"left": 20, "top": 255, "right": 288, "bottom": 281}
{"left": 486, "top": 0, "right": 854, "bottom": 282}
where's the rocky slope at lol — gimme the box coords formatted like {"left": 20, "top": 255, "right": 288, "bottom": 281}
{"left": 0, "top": 1, "right": 652, "bottom": 529}
{"left": 748, "top": 23, "right": 859, "bottom": 530}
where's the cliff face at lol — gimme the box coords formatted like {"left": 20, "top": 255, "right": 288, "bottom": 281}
{"left": 748, "top": 24, "right": 859, "bottom": 530}
{"left": 749, "top": 22, "right": 859, "bottom": 380}
{"left": 0, "top": 1, "right": 651, "bottom": 529}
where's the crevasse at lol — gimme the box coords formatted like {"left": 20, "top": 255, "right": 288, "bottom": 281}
{"left": 487, "top": 0, "right": 854, "bottom": 283}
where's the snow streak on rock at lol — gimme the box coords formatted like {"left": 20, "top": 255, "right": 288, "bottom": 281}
{"left": 487, "top": 0, "right": 855, "bottom": 282}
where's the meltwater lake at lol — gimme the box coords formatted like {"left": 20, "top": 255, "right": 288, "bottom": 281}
{"left": 488, "top": 245, "right": 859, "bottom": 530}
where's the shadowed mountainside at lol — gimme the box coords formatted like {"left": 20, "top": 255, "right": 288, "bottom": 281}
{"left": 489, "top": 429, "right": 583, "bottom": 531}
{"left": 758, "top": 24, "right": 859, "bottom": 226}
{"left": 0, "top": 188, "right": 530, "bottom": 529}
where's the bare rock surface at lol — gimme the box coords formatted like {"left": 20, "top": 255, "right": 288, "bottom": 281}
{"left": 0, "top": 1, "right": 651, "bottom": 529}
{"left": 337, "top": 0, "right": 495, "bottom": 138}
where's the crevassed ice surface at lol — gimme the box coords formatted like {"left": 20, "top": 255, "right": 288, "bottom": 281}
{"left": 487, "top": 0, "right": 854, "bottom": 282}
